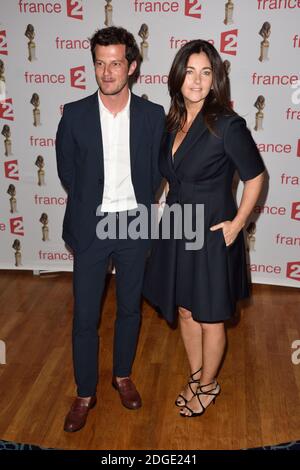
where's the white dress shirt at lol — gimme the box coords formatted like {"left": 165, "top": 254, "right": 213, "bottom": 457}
{"left": 98, "top": 91, "right": 138, "bottom": 213}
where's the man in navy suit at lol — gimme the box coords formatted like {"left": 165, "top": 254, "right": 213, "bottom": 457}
{"left": 56, "top": 26, "right": 165, "bottom": 432}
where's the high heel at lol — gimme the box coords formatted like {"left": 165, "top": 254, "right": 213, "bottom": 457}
{"left": 180, "top": 380, "right": 220, "bottom": 418}
{"left": 175, "top": 367, "right": 202, "bottom": 408}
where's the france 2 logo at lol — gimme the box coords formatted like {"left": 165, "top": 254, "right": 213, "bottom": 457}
{"left": 10, "top": 217, "right": 24, "bottom": 236}
{"left": 66, "top": 0, "right": 83, "bottom": 20}
{"left": 286, "top": 261, "right": 300, "bottom": 282}
{"left": 220, "top": 29, "right": 238, "bottom": 56}
{"left": 4, "top": 160, "right": 19, "bottom": 180}
{"left": 291, "top": 202, "right": 300, "bottom": 221}
{"left": 0, "top": 98, "right": 14, "bottom": 121}
{"left": 185, "top": 0, "right": 202, "bottom": 19}
{"left": 0, "top": 30, "right": 8, "bottom": 55}
{"left": 70, "top": 66, "right": 86, "bottom": 90}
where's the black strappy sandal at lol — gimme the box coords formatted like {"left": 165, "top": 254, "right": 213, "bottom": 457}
{"left": 180, "top": 380, "right": 220, "bottom": 417}
{"left": 175, "top": 367, "right": 202, "bottom": 407}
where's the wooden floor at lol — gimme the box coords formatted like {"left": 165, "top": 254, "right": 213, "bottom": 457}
{"left": 0, "top": 269, "right": 299, "bottom": 450}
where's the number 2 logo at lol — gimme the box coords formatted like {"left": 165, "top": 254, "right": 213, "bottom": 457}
{"left": 291, "top": 202, "right": 300, "bottom": 221}
{"left": 70, "top": 66, "right": 86, "bottom": 90}
{"left": 185, "top": 0, "right": 202, "bottom": 19}
{"left": 220, "top": 29, "right": 238, "bottom": 56}
{"left": 286, "top": 261, "right": 300, "bottom": 281}
{"left": 0, "top": 98, "right": 14, "bottom": 121}
{"left": 66, "top": 0, "right": 83, "bottom": 20}
{"left": 291, "top": 80, "right": 300, "bottom": 105}
{"left": 4, "top": 160, "right": 19, "bottom": 180}
{"left": 10, "top": 217, "right": 24, "bottom": 236}
{"left": 0, "top": 30, "right": 8, "bottom": 55}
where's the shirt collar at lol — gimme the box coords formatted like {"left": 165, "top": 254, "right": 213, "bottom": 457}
{"left": 98, "top": 90, "right": 131, "bottom": 118}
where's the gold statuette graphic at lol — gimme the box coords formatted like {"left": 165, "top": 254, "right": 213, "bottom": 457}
{"left": 104, "top": 0, "right": 113, "bottom": 26}
{"left": 254, "top": 95, "right": 265, "bottom": 131}
{"left": 30, "top": 93, "right": 41, "bottom": 127}
{"left": 138, "top": 24, "right": 149, "bottom": 61}
{"left": 258, "top": 22, "right": 271, "bottom": 62}
{"left": 223, "top": 60, "right": 231, "bottom": 100}
{"left": 40, "top": 212, "right": 49, "bottom": 241}
{"left": 0, "top": 59, "right": 5, "bottom": 101}
{"left": 246, "top": 222, "right": 256, "bottom": 252}
{"left": 7, "top": 184, "right": 17, "bottom": 213}
{"left": 1, "top": 125, "right": 12, "bottom": 156}
{"left": 223, "top": 59, "right": 231, "bottom": 75}
{"left": 25, "top": 24, "right": 36, "bottom": 62}
{"left": 35, "top": 155, "right": 45, "bottom": 186}
{"left": 12, "top": 239, "right": 22, "bottom": 267}
{"left": 224, "top": 0, "right": 234, "bottom": 25}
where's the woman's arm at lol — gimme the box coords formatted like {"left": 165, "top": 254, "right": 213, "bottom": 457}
{"left": 210, "top": 115, "right": 266, "bottom": 246}
{"left": 210, "top": 171, "right": 264, "bottom": 246}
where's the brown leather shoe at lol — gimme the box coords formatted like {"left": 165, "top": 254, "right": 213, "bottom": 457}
{"left": 64, "top": 396, "right": 97, "bottom": 433}
{"left": 112, "top": 377, "right": 142, "bottom": 410}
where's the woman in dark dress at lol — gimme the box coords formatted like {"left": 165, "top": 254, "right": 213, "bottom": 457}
{"left": 143, "top": 40, "right": 265, "bottom": 417}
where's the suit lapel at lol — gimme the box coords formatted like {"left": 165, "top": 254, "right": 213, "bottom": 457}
{"left": 129, "top": 94, "right": 143, "bottom": 174}
{"left": 85, "top": 91, "right": 104, "bottom": 179}
{"left": 173, "top": 111, "right": 207, "bottom": 171}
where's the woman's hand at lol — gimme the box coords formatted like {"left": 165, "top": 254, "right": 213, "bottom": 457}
{"left": 210, "top": 219, "right": 244, "bottom": 247}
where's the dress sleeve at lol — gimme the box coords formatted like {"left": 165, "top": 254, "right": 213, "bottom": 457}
{"left": 224, "top": 115, "right": 265, "bottom": 182}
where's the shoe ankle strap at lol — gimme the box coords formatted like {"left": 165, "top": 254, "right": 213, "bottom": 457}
{"left": 190, "top": 367, "right": 202, "bottom": 380}
{"left": 198, "top": 380, "right": 219, "bottom": 394}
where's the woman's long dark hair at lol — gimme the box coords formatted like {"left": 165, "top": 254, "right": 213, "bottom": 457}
{"left": 167, "top": 40, "right": 233, "bottom": 134}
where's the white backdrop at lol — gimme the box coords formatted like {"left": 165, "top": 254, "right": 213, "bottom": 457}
{"left": 0, "top": 0, "right": 300, "bottom": 287}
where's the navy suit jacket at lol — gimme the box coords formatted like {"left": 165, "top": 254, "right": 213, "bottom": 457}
{"left": 56, "top": 91, "right": 165, "bottom": 253}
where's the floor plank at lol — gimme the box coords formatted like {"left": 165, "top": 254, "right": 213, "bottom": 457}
{"left": 0, "top": 270, "right": 299, "bottom": 450}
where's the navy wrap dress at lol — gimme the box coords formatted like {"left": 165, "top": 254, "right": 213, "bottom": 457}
{"left": 143, "top": 111, "right": 265, "bottom": 323}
